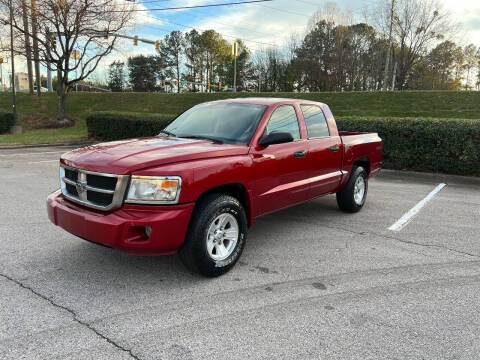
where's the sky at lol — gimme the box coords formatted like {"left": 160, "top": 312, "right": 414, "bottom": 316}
{"left": 95, "top": 0, "right": 480, "bottom": 80}
{"left": 3, "top": 0, "right": 480, "bottom": 83}
{"left": 126, "top": 0, "right": 480, "bottom": 51}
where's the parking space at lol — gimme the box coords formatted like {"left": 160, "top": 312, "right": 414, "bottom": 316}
{"left": 1, "top": 146, "right": 479, "bottom": 359}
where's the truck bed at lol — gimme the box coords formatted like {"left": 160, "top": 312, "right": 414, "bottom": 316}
{"left": 339, "top": 131, "right": 383, "bottom": 178}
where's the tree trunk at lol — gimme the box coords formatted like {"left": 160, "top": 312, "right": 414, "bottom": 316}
{"left": 31, "top": 0, "right": 42, "bottom": 96}
{"left": 57, "top": 89, "right": 68, "bottom": 124}
{"left": 56, "top": 70, "right": 69, "bottom": 125}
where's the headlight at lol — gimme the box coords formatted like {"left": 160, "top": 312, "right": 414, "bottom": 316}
{"left": 126, "top": 176, "right": 181, "bottom": 204}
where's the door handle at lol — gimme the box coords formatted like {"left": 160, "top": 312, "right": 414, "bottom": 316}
{"left": 329, "top": 145, "right": 339, "bottom": 152}
{"left": 293, "top": 150, "right": 307, "bottom": 158}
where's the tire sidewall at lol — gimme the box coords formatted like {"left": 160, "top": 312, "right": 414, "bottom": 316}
{"left": 194, "top": 197, "right": 247, "bottom": 272}
{"left": 353, "top": 168, "right": 368, "bottom": 207}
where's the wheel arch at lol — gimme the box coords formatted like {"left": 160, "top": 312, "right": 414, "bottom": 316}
{"left": 353, "top": 156, "right": 370, "bottom": 175}
{"left": 195, "top": 182, "right": 254, "bottom": 227}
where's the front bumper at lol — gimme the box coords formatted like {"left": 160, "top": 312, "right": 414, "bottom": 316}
{"left": 47, "top": 190, "right": 195, "bottom": 255}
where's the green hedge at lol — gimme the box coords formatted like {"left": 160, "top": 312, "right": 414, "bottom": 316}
{"left": 86, "top": 112, "right": 174, "bottom": 141}
{"left": 337, "top": 117, "right": 480, "bottom": 176}
{"left": 87, "top": 112, "right": 480, "bottom": 176}
{"left": 0, "top": 111, "right": 14, "bottom": 134}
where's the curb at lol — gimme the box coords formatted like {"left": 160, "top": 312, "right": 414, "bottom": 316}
{"left": 380, "top": 169, "right": 480, "bottom": 185}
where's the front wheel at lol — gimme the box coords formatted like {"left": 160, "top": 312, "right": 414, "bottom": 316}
{"left": 179, "top": 194, "right": 247, "bottom": 277}
{"left": 336, "top": 166, "right": 368, "bottom": 213}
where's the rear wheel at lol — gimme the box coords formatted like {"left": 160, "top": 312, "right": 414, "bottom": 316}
{"left": 179, "top": 194, "right": 247, "bottom": 277}
{"left": 336, "top": 166, "right": 368, "bottom": 213}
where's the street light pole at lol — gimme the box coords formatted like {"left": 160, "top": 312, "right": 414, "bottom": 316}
{"left": 9, "top": 0, "right": 21, "bottom": 133}
{"left": 382, "top": 0, "right": 395, "bottom": 91}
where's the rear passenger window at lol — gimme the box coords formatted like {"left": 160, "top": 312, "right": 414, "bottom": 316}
{"left": 265, "top": 105, "right": 300, "bottom": 140}
{"left": 301, "top": 105, "right": 330, "bottom": 138}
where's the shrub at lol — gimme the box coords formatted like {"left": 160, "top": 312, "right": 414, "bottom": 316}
{"left": 86, "top": 112, "right": 174, "bottom": 141}
{"left": 0, "top": 111, "right": 14, "bottom": 134}
{"left": 336, "top": 117, "right": 480, "bottom": 176}
{"left": 86, "top": 112, "right": 480, "bottom": 176}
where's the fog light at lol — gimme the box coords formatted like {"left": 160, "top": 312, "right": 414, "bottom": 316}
{"left": 144, "top": 226, "right": 152, "bottom": 238}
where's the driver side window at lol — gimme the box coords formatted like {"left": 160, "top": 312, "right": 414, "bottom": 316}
{"left": 265, "top": 105, "right": 301, "bottom": 141}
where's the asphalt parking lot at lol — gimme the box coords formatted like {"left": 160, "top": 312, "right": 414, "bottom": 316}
{"left": 1, "top": 145, "right": 480, "bottom": 360}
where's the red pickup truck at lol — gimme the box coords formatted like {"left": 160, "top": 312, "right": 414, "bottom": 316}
{"left": 47, "top": 98, "right": 382, "bottom": 276}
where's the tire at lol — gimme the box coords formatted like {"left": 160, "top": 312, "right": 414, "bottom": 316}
{"left": 336, "top": 166, "right": 368, "bottom": 213}
{"left": 179, "top": 194, "right": 248, "bottom": 277}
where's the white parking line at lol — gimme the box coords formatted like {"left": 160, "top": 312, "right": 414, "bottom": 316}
{"left": 388, "top": 183, "right": 447, "bottom": 232}
{"left": 28, "top": 159, "right": 59, "bottom": 164}
{"left": 0, "top": 151, "right": 65, "bottom": 157}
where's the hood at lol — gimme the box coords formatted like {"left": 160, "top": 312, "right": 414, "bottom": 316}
{"left": 61, "top": 137, "right": 250, "bottom": 174}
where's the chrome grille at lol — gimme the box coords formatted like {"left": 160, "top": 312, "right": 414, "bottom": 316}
{"left": 59, "top": 164, "right": 129, "bottom": 211}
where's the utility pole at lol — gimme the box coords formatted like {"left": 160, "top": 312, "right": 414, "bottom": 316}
{"left": 31, "top": 0, "right": 42, "bottom": 95}
{"left": 383, "top": 0, "right": 395, "bottom": 91}
{"left": 391, "top": 61, "right": 397, "bottom": 91}
{"left": 232, "top": 42, "right": 238, "bottom": 92}
{"left": 21, "top": 0, "right": 34, "bottom": 94}
{"left": 9, "top": 0, "right": 21, "bottom": 133}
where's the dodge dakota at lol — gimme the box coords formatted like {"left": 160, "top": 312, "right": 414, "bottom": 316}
{"left": 47, "top": 98, "right": 382, "bottom": 276}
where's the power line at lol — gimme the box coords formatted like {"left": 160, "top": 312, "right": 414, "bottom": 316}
{"left": 295, "top": 0, "right": 321, "bottom": 7}
{"left": 114, "top": 0, "right": 275, "bottom": 12}
{"left": 142, "top": 13, "right": 283, "bottom": 48}
{"left": 166, "top": 3, "right": 280, "bottom": 39}
{"left": 256, "top": 3, "right": 313, "bottom": 18}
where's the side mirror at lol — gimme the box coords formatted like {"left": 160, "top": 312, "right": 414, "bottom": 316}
{"left": 258, "top": 131, "right": 294, "bottom": 147}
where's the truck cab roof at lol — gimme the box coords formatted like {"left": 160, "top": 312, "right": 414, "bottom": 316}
{"left": 207, "top": 97, "right": 327, "bottom": 107}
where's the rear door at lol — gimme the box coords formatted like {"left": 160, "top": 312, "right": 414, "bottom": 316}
{"left": 301, "top": 104, "right": 343, "bottom": 198}
{"left": 251, "top": 105, "right": 310, "bottom": 216}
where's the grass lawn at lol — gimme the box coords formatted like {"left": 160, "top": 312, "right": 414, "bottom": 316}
{"left": 0, "top": 90, "right": 479, "bottom": 145}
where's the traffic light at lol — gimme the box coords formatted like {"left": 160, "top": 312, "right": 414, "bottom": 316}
{"left": 161, "top": 79, "right": 165, "bottom": 86}
{"left": 207, "top": 81, "right": 210, "bottom": 90}
{"left": 103, "top": 28, "right": 108, "bottom": 40}
{"left": 155, "top": 40, "right": 159, "bottom": 50}
{"left": 217, "top": 81, "right": 221, "bottom": 90}
{"left": 133, "top": 36, "right": 138, "bottom": 46}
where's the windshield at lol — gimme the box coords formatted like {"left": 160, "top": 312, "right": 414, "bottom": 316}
{"left": 164, "top": 102, "right": 267, "bottom": 145}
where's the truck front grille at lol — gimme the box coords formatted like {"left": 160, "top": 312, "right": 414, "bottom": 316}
{"left": 59, "top": 164, "right": 129, "bottom": 211}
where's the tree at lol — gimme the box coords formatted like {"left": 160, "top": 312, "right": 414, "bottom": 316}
{"left": 127, "top": 55, "right": 163, "bottom": 92}
{"left": 0, "top": 0, "right": 134, "bottom": 124}
{"left": 159, "top": 30, "right": 185, "bottom": 93}
{"left": 200, "top": 30, "right": 228, "bottom": 92}
{"left": 293, "top": 20, "right": 337, "bottom": 91}
{"left": 184, "top": 29, "right": 203, "bottom": 92}
{"left": 217, "top": 40, "right": 252, "bottom": 91}
{"left": 390, "top": 0, "right": 449, "bottom": 89}
{"left": 408, "top": 41, "right": 460, "bottom": 90}
{"left": 463, "top": 44, "right": 478, "bottom": 90}
{"left": 107, "top": 61, "right": 124, "bottom": 92}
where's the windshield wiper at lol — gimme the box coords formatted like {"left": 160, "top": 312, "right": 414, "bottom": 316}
{"left": 158, "top": 130, "right": 176, "bottom": 137}
{"left": 179, "top": 135, "right": 224, "bottom": 144}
